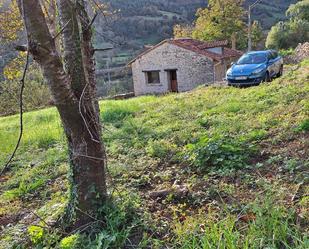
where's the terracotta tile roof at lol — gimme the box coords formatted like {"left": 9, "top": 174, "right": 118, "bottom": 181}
{"left": 169, "top": 39, "right": 224, "bottom": 61}
{"left": 222, "top": 47, "right": 243, "bottom": 58}
{"left": 127, "top": 38, "right": 242, "bottom": 65}
{"left": 169, "top": 39, "right": 242, "bottom": 61}
{"left": 170, "top": 39, "right": 229, "bottom": 49}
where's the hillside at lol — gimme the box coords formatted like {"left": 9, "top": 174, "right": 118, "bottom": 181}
{"left": 99, "top": 0, "right": 296, "bottom": 44}
{"left": 245, "top": 0, "right": 297, "bottom": 28}
{"left": 0, "top": 59, "right": 308, "bottom": 247}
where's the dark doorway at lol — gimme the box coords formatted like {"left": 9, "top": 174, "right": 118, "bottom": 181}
{"left": 167, "top": 70, "right": 178, "bottom": 92}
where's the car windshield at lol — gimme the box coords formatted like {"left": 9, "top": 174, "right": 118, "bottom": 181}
{"left": 237, "top": 53, "right": 268, "bottom": 65}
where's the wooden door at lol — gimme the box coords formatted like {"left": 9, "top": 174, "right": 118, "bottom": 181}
{"left": 169, "top": 70, "right": 178, "bottom": 92}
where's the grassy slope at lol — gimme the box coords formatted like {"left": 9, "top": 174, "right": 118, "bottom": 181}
{"left": 0, "top": 61, "right": 308, "bottom": 248}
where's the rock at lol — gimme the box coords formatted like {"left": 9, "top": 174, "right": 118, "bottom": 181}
{"left": 285, "top": 42, "right": 309, "bottom": 64}
{"left": 149, "top": 185, "right": 189, "bottom": 199}
{"left": 295, "top": 42, "right": 309, "bottom": 62}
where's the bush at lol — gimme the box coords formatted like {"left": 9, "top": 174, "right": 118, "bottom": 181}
{"left": 279, "top": 48, "right": 295, "bottom": 57}
{"left": 266, "top": 0, "right": 309, "bottom": 49}
{"left": 28, "top": 226, "right": 44, "bottom": 245}
{"left": 146, "top": 139, "right": 177, "bottom": 158}
{"left": 186, "top": 134, "right": 254, "bottom": 172}
{"left": 266, "top": 20, "right": 309, "bottom": 49}
{"left": 60, "top": 235, "right": 79, "bottom": 249}
{"left": 297, "top": 119, "right": 309, "bottom": 132}
{"left": 0, "top": 66, "right": 51, "bottom": 116}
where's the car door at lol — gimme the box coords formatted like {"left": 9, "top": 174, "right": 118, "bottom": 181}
{"left": 267, "top": 52, "right": 276, "bottom": 77}
{"left": 272, "top": 51, "right": 280, "bottom": 74}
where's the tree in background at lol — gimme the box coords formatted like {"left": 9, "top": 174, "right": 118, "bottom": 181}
{"left": 266, "top": 0, "right": 309, "bottom": 49}
{"left": 251, "top": 20, "right": 264, "bottom": 49}
{"left": 0, "top": 0, "right": 24, "bottom": 78}
{"left": 0, "top": 0, "right": 52, "bottom": 116}
{"left": 192, "top": 0, "right": 246, "bottom": 49}
{"left": 16, "top": 0, "right": 107, "bottom": 229}
{"left": 0, "top": 0, "right": 23, "bottom": 42}
{"left": 286, "top": 0, "right": 309, "bottom": 21}
{"left": 173, "top": 24, "right": 193, "bottom": 38}
{"left": 0, "top": 63, "right": 50, "bottom": 116}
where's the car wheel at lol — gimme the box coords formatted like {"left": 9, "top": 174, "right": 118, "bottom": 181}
{"left": 277, "top": 65, "right": 283, "bottom": 78}
{"left": 264, "top": 72, "right": 271, "bottom": 82}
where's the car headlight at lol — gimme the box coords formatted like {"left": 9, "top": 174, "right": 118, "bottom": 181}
{"left": 226, "top": 68, "right": 232, "bottom": 77}
{"left": 252, "top": 67, "right": 265, "bottom": 75}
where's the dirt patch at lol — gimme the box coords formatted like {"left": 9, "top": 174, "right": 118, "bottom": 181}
{"left": 265, "top": 132, "right": 309, "bottom": 160}
{"left": 0, "top": 214, "right": 22, "bottom": 228}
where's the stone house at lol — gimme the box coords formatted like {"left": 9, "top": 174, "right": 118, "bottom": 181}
{"left": 128, "top": 38, "right": 242, "bottom": 96}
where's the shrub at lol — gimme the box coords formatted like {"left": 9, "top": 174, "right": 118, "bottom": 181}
{"left": 186, "top": 134, "right": 254, "bottom": 172}
{"left": 266, "top": 20, "right": 309, "bottom": 49}
{"left": 28, "top": 226, "right": 44, "bottom": 245}
{"left": 77, "top": 192, "right": 142, "bottom": 249}
{"left": 146, "top": 139, "right": 177, "bottom": 158}
{"left": 0, "top": 66, "right": 51, "bottom": 116}
{"left": 279, "top": 48, "right": 295, "bottom": 57}
{"left": 297, "top": 119, "right": 309, "bottom": 132}
{"left": 266, "top": 0, "right": 309, "bottom": 49}
{"left": 2, "top": 178, "right": 46, "bottom": 200}
{"left": 60, "top": 234, "right": 79, "bottom": 249}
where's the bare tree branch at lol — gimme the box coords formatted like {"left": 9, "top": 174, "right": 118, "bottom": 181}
{"left": 93, "top": 47, "right": 113, "bottom": 52}
{"left": 53, "top": 19, "right": 71, "bottom": 40}
{"left": 88, "top": 12, "right": 98, "bottom": 30}
{"left": 89, "top": 0, "right": 110, "bottom": 25}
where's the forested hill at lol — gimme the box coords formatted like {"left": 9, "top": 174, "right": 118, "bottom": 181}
{"left": 96, "top": 0, "right": 207, "bottom": 48}
{"left": 99, "top": 0, "right": 296, "bottom": 47}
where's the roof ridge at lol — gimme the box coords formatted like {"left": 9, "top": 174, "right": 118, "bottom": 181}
{"left": 127, "top": 38, "right": 242, "bottom": 66}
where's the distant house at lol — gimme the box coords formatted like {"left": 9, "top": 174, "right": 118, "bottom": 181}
{"left": 128, "top": 38, "right": 242, "bottom": 96}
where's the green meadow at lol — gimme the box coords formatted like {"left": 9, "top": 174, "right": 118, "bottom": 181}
{"left": 0, "top": 60, "right": 308, "bottom": 248}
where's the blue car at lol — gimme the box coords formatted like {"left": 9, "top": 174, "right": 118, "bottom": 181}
{"left": 226, "top": 50, "right": 284, "bottom": 86}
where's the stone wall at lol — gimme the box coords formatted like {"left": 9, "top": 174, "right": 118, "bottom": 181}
{"left": 284, "top": 42, "right": 309, "bottom": 64}
{"left": 131, "top": 42, "right": 214, "bottom": 96}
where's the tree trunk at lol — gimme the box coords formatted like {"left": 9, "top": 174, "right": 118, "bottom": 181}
{"left": 18, "top": 0, "right": 107, "bottom": 228}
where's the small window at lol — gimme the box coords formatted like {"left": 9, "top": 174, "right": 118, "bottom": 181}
{"left": 145, "top": 71, "right": 160, "bottom": 84}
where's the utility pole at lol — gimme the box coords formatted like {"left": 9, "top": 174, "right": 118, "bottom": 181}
{"left": 248, "top": 0, "right": 263, "bottom": 51}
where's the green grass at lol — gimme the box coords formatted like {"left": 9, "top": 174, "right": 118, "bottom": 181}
{"left": 172, "top": 198, "right": 309, "bottom": 249}
{"left": 0, "top": 60, "right": 308, "bottom": 248}
{"left": 100, "top": 96, "right": 156, "bottom": 125}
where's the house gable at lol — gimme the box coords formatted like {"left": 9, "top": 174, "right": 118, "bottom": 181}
{"left": 207, "top": 47, "right": 223, "bottom": 54}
